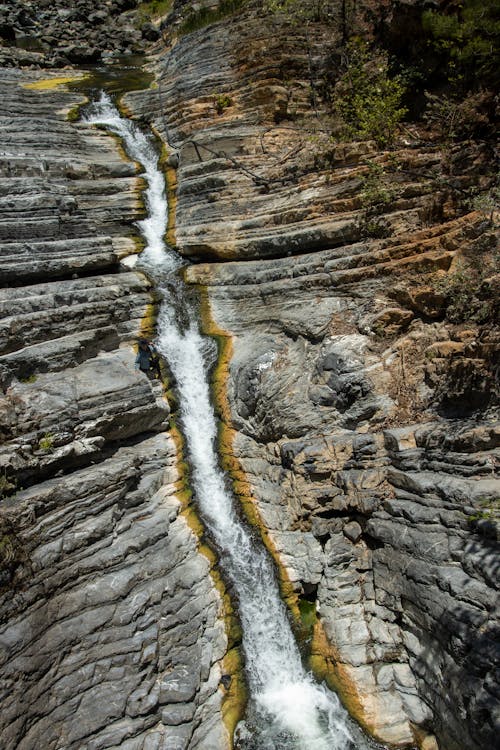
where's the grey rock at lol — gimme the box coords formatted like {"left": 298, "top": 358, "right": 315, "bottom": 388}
{"left": 343, "top": 520, "right": 363, "bottom": 543}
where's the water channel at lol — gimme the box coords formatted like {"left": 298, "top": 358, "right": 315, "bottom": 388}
{"left": 84, "top": 92, "right": 379, "bottom": 750}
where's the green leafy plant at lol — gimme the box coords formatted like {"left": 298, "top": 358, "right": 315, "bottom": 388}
{"left": 19, "top": 374, "right": 37, "bottom": 384}
{"left": 422, "top": 0, "right": 500, "bottom": 92}
{"left": 360, "top": 161, "right": 396, "bottom": 209}
{"left": 38, "top": 433, "right": 54, "bottom": 453}
{"left": 213, "top": 92, "right": 233, "bottom": 115}
{"left": 334, "top": 40, "right": 407, "bottom": 146}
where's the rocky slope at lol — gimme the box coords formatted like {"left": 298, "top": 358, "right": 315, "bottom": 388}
{"left": 126, "top": 1, "right": 499, "bottom": 748}
{"left": 0, "top": 71, "right": 230, "bottom": 750}
{"left": 0, "top": 0, "right": 159, "bottom": 68}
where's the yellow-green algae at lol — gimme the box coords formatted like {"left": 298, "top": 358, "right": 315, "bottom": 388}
{"left": 140, "top": 116, "right": 245, "bottom": 739}
{"left": 169, "top": 422, "right": 246, "bottom": 746}
{"left": 196, "top": 287, "right": 301, "bottom": 619}
{"left": 195, "top": 285, "right": 399, "bottom": 743}
{"left": 22, "top": 73, "right": 90, "bottom": 91}
{"left": 155, "top": 132, "right": 178, "bottom": 248}
{"left": 310, "top": 620, "right": 367, "bottom": 734}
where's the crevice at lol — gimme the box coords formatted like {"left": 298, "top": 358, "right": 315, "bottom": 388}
{"left": 12, "top": 429, "right": 166, "bottom": 493}
{"left": 1, "top": 261, "right": 123, "bottom": 289}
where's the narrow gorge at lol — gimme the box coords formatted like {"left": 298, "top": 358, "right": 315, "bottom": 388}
{"left": 0, "top": 2, "right": 498, "bottom": 750}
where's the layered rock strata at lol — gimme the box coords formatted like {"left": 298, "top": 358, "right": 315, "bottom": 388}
{"left": 0, "top": 71, "right": 229, "bottom": 750}
{"left": 127, "top": 2, "right": 499, "bottom": 748}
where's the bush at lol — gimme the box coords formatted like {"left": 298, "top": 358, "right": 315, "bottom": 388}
{"left": 424, "top": 90, "right": 493, "bottom": 140}
{"left": 434, "top": 258, "right": 498, "bottom": 324}
{"left": 213, "top": 92, "right": 233, "bottom": 115}
{"left": 179, "top": 0, "right": 247, "bottom": 35}
{"left": 360, "top": 161, "right": 396, "bottom": 209}
{"left": 334, "top": 40, "right": 407, "bottom": 146}
{"left": 422, "top": 0, "right": 500, "bottom": 92}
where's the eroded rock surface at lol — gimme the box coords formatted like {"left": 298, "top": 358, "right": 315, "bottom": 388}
{"left": 0, "top": 71, "right": 229, "bottom": 750}
{"left": 127, "top": 2, "right": 499, "bottom": 748}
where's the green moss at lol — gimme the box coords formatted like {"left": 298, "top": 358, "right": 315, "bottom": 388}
{"left": 297, "top": 598, "right": 318, "bottom": 642}
{"left": 22, "top": 74, "right": 90, "bottom": 91}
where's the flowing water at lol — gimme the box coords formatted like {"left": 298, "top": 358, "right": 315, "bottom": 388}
{"left": 84, "top": 94, "right": 376, "bottom": 750}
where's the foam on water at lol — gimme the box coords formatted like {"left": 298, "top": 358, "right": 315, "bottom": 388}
{"left": 85, "top": 94, "right": 373, "bottom": 750}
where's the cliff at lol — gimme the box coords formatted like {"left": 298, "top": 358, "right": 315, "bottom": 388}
{"left": 0, "top": 0, "right": 498, "bottom": 749}
{"left": 127, "top": 0, "right": 499, "bottom": 747}
{"left": 0, "top": 71, "right": 229, "bottom": 750}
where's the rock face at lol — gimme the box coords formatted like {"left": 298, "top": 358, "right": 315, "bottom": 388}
{"left": 0, "top": 71, "right": 229, "bottom": 750}
{"left": 0, "top": 1, "right": 498, "bottom": 749}
{"left": 126, "top": 1, "right": 499, "bottom": 748}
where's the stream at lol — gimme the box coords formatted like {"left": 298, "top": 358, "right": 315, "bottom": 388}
{"left": 84, "top": 93, "right": 377, "bottom": 750}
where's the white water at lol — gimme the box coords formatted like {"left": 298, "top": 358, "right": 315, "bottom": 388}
{"left": 85, "top": 94, "right": 371, "bottom": 750}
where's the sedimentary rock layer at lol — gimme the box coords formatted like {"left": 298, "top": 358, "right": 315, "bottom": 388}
{"left": 0, "top": 71, "right": 229, "bottom": 750}
{"left": 127, "top": 2, "right": 499, "bottom": 748}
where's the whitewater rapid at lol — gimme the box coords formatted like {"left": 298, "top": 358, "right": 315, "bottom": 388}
{"left": 85, "top": 93, "right": 372, "bottom": 750}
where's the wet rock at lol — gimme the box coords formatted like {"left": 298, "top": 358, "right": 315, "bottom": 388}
{"left": 0, "top": 71, "right": 228, "bottom": 750}
{"left": 128, "top": 7, "right": 500, "bottom": 747}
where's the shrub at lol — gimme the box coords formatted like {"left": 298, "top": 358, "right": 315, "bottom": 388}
{"left": 422, "top": 0, "right": 500, "bottom": 92}
{"left": 135, "top": 0, "right": 172, "bottom": 25}
{"left": 360, "top": 161, "right": 396, "bottom": 209}
{"left": 424, "top": 90, "right": 493, "bottom": 141}
{"left": 213, "top": 92, "right": 233, "bottom": 115}
{"left": 179, "top": 0, "right": 247, "bottom": 35}
{"left": 434, "top": 260, "right": 498, "bottom": 324}
{"left": 334, "top": 40, "right": 407, "bottom": 146}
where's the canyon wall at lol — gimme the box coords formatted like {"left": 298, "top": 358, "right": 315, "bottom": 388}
{"left": 0, "top": 0, "right": 498, "bottom": 749}
{"left": 0, "top": 71, "right": 230, "bottom": 750}
{"left": 128, "top": 1, "right": 499, "bottom": 748}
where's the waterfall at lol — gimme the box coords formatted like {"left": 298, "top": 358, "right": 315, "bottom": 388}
{"left": 84, "top": 94, "right": 375, "bottom": 750}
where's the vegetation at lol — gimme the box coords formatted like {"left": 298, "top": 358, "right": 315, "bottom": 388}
{"left": 179, "top": 0, "right": 247, "bottom": 35}
{"left": 422, "top": 0, "right": 500, "bottom": 93}
{"left": 0, "top": 471, "right": 16, "bottom": 499}
{"left": 333, "top": 40, "right": 407, "bottom": 146}
{"left": 136, "top": 0, "right": 173, "bottom": 25}
{"left": 38, "top": 433, "right": 54, "bottom": 453}
{"left": 360, "top": 161, "right": 396, "bottom": 209}
{"left": 213, "top": 92, "right": 233, "bottom": 115}
{"left": 424, "top": 89, "right": 493, "bottom": 141}
{"left": 470, "top": 183, "right": 500, "bottom": 222}
{"left": 433, "top": 251, "right": 498, "bottom": 325}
